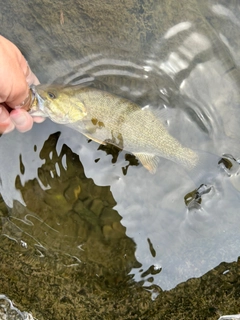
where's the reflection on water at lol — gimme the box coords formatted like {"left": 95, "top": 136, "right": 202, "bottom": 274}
{"left": 0, "top": 295, "right": 35, "bottom": 320}
{"left": 3, "top": 132, "right": 143, "bottom": 279}
{"left": 1, "top": 0, "right": 240, "bottom": 318}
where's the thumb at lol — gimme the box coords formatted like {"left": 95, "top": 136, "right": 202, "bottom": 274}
{"left": 5, "top": 55, "right": 31, "bottom": 108}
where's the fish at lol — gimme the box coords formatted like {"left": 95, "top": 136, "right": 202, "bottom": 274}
{"left": 29, "top": 84, "right": 199, "bottom": 174}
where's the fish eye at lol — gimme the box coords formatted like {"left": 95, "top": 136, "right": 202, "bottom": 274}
{"left": 47, "top": 92, "right": 56, "bottom": 99}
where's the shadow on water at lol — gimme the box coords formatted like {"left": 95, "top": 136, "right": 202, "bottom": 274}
{"left": 1, "top": 0, "right": 240, "bottom": 319}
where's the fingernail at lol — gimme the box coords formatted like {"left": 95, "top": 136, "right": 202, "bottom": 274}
{"left": 11, "top": 111, "right": 27, "bottom": 125}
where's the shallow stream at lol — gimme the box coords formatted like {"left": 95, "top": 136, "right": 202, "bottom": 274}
{"left": 1, "top": 1, "right": 240, "bottom": 319}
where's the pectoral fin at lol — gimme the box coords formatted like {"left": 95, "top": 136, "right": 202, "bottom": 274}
{"left": 133, "top": 153, "right": 159, "bottom": 174}
{"left": 81, "top": 119, "right": 107, "bottom": 145}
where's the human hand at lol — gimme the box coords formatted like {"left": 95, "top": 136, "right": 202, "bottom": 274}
{"left": 0, "top": 35, "right": 44, "bottom": 134}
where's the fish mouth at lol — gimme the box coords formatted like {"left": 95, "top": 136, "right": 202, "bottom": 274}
{"left": 28, "top": 85, "right": 47, "bottom": 117}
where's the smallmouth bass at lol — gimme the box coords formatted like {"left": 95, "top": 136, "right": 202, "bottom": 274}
{"left": 29, "top": 84, "right": 199, "bottom": 173}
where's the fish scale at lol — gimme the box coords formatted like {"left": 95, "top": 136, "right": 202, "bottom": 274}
{"left": 29, "top": 84, "right": 199, "bottom": 173}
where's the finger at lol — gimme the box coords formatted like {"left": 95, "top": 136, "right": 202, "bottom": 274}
{"left": 0, "top": 105, "right": 15, "bottom": 133}
{"left": 4, "top": 69, "right": 29, "bottom": 109}
{"left": 15, "top": 88, "right": 33, "bottom": 111}
{"left": 20, "top": 58, "right": 40, "bottom": 86}
{"left": 27, "top": 69, "right": 40, "bottom": 86}
{"left": 33, "top": 116, "right": 45, "bottom": 123}
{"left": 10, "top": 109, "right": 34, "bottom": 132}
{"left": 6, "top": 56, "right": 36, "bottom": 108}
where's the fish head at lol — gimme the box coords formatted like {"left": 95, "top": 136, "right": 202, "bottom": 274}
{"left": 29, "top": 84, "right": 87, "bottom": 124}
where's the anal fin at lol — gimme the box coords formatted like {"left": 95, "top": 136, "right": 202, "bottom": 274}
{"left": 133, "top": 152, "right": 159, "bottom": 174}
